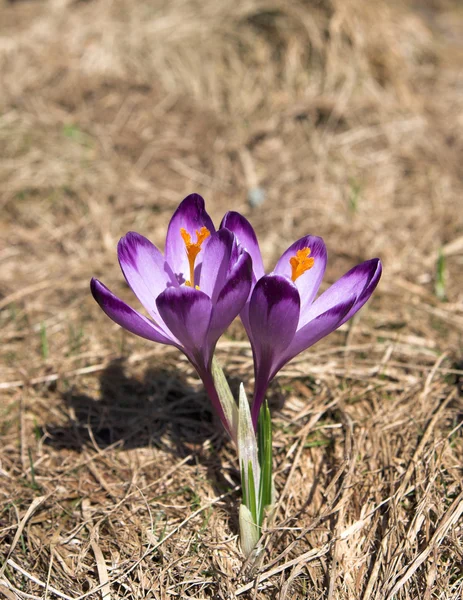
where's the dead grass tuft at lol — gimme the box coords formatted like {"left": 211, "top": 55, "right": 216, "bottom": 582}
{"left": 1, "top": 0, "right": 462, "bottom": 597}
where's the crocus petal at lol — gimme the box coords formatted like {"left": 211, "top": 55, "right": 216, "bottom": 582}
{"left": 90, "top": 278, "right": 174, "bottom": 345}
{"left": 336, "top": 258, "right": 382, "bottom": 326}
{"left": 248, "top": 274, "right": 300, "bottom": 419}
{"left": 220, "top": 211, "right": 265, "bottom": 282}
{"left": 199, "top": 229, "right": 237, "bottom": 303}
{"left": 304, "top": 258, "right": 382, "bottom": 326}
{"left": 278, "top": 295, "right": 357, "bottom": 370}
{"left": 278, "top": 259, "right": 381, "bottom": 367}
{"left": 248, "top": 275, "right": 300, "bottom": 425}
{"left": 165, "top": 193, "right": 216, "bottom": 285}
{"left": 274, "top": 235, "right": 327, "bottom": 318}
{"left": 249, "top": 275, "right": 300, "bottom": 359}
{"left": 250, "top": 260, "right": 382, "bottom": 424}
{"left": 208, "top": 248, "right": 252, "bottom": 346}
{"left": 250, "top": 294, "right": 356, "bottom": 426}
{"left": 118, "top": 232, "right": 178, "bottom": 324}
{"left": 156, "top": 286, "right": 213, "bottom": 368}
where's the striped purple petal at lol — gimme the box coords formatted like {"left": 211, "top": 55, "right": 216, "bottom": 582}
{"left": 274, "top": 235, "right": 327, "bottom": 318}
{"left": 248, "top": 274, "right": 300, "bottom": 423}
{"left": 90, "top": 278, "right": 175, "bottom": 346}
{"left": 305, "top": 258, "right": 382, "bottom": 327}
{"left": 208, "top": 248, "right": 252, "bottom": 347}
{"left": 199, "top": 229, "right": 237, "bottom": 303}
{"left": 165, "top": 193, "right": 215, "bottom": 285}
{"left": 281, "top": 295, "right": 357, "bottom": 368}
{"left": 118, "top": 232, "right": 178, "bottom": 326}
{"left": 156, "top": 286, "right": 213, "bottom": 368}
{"left": 336, "top": 259, "right": 382, "bottom": 326}
{"left": 220, "top": 211, "right": 265, "bottom": 282}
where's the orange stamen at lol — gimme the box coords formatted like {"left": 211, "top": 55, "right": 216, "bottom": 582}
{"left": 290, "top": 247, "right": 315, "bottom": 282}
{"left": 180, "top": 226, "right": 210, "bottom": 287}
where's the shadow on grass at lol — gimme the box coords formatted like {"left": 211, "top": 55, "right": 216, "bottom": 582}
{"left": 44, "top": 358, "right": 230, "bottom": 455}
{"left": 43, "top": 358, "right": 241, "bottom": 512}
{"left": 42, "top": 358, "right": 298, "bottom": 527}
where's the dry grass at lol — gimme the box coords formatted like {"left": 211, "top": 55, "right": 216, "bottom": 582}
{"left": 1, "top": 0, "right": 463, "bottom": 597}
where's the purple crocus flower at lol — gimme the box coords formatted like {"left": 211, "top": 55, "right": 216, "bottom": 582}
{"left": 91, "top": 194, "right": 252, "bottom": 437}
{"left": 221, "top": 212, "right": 382, "bottom": 427}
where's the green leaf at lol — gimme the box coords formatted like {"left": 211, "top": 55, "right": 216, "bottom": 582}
{"left": 239, "top": 504, "right": 260, "bottom": 558}
{"left": 211, "top": 356, "right": 239, "bottom": 441}
{"left": 247, "top": 460, "right": 258, "bottom": 524}
{"left": 238, "top": 384, "right": 260, "bottom": 523}
{"left": 241, "top": 463, "right": 248, "bottom": 507}
{"left": 40, "top": 322, "right": 49, "bottom": 360}
{"left": 258, "top": 401, "right": 273, "bottom": 525}
{"left": 238, "top": 384, "right": 260, "bottom": 495}
{"left": 435, "top": 248, "right": 447, "bottom": 301}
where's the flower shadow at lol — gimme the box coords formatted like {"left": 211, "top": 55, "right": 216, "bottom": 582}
{"left": 44, "top": 358, "right": 229, "bottom": 456}
{"left": 44, "top": 358, "right": 241, "bottom": 523}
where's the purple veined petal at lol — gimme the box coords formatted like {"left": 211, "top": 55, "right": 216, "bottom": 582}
{"left": 165, "top": 194, "right": 216, "bottom": 285}
{"left": 198, "top": 229, "right": 236, "bottom": 302}
{"left": 207, "top": 248, "right": 252, "bottom": 347}
{"left": 274, "top": 235, "right": 327, "bottom": 320}
{"left": 279, "top": 259, "right": 382, "bottom": 366}
{"left": 220, "top": 211, "right": 265, "bottom": 282}
{"left": 239, "top": 302, "right": 252, "bottom": 338}
{"left": 249, "top": 274, "right": 301, "bottom": 360}
{"left": 156, "top": 286, "right": 213, "bottom": 368}
{"left": 118, "top": 232, "right": 178, "bottom": 326}
{"left": 277, "top": 294, "right": 357, "bottom": 372}
{"left": 336, "top": 258, "right": 382, "bottom": 326}
{"left": 90, "top": 278, "right": 175, "bottom": 346}
{"left": 250, "top": 291, "right": 354, "bottom": 427}
{"left": 248, "top": 274, "right": 300, "bottom": 424}
{"left": 250, "top": 259, "right": 382, "bottom": 426}
{"left": 304, "top": 258, "right": 382, "bottom": 327}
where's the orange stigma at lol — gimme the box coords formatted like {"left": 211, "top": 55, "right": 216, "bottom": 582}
{"left": 180, "top": 226, "right": 210, "bottom": 287}
{"left": 290, "top": 247, "right": 315, "bottom": 281}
